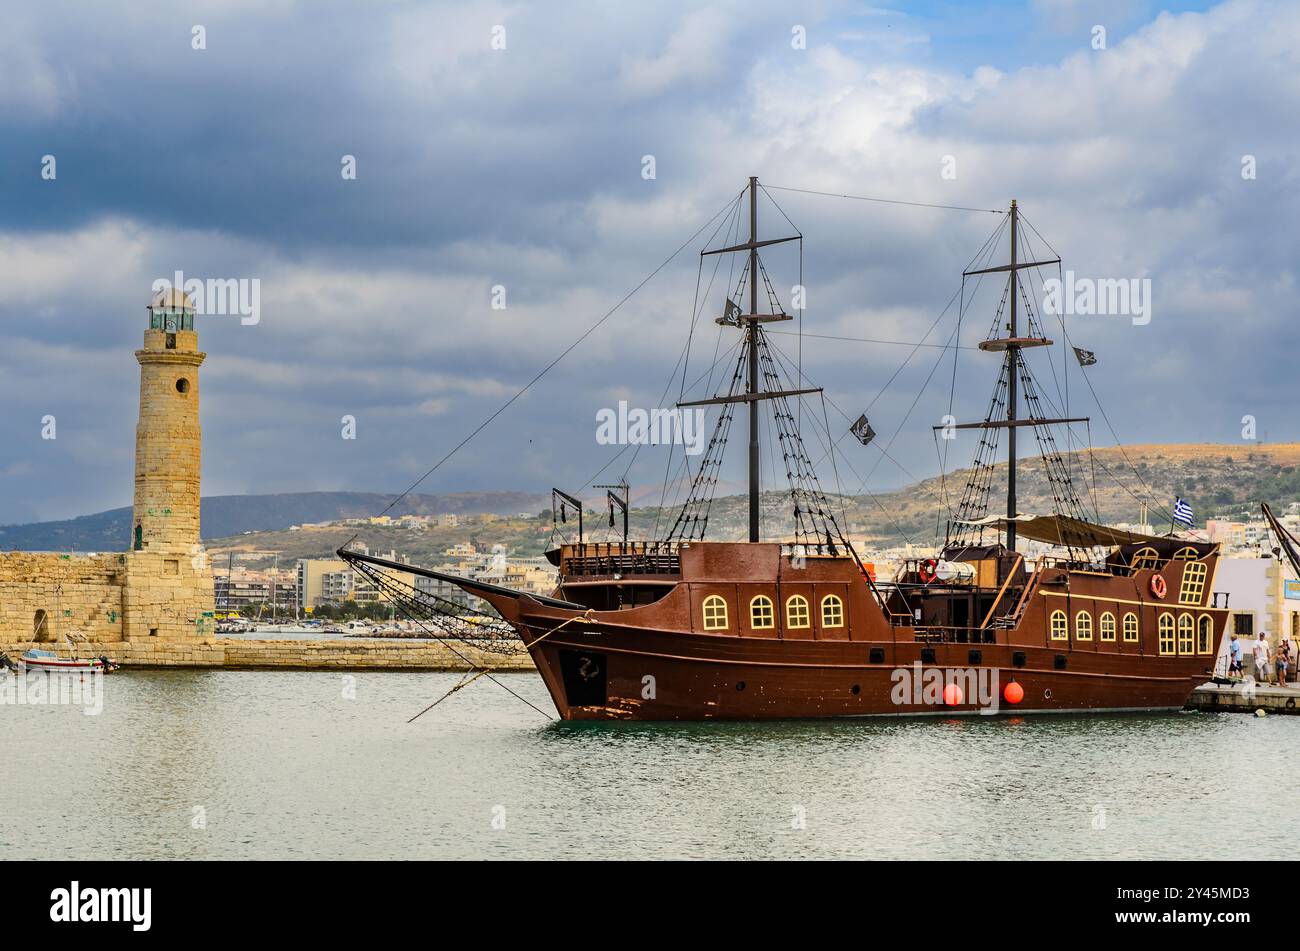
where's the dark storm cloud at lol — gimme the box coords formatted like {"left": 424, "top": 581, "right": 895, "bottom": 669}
{"left": 0, "top": 0, "right": 1295, "bottom": 532}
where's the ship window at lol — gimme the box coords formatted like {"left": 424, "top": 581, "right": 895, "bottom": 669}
{"left": 1131, "top": 547, "right": 1161, "bottom": 572}
{"left": 786, "top": 595, "right": 810, "bottom": 629}
{"left": 821, "top": 595, "right": 844, "bottom": 628}
{"left": 749, "top": 595, "right": 774, "bottom": 629}
{"left": 1158, "top": 613, "right": 1175, "bottom": 655}
{"left": 1100, "top": 612, "right": 1116, "bottom": 642}
{"left": 1177, "top": 614, "right": 1194, "bottom": 655}
{"left": 1197, "top": 614, "right": 1213, "bottom": 655}
{"left": 1179, "top": 561, "right": 1207, "bottom": 605}
{"left": 1049, "top": 610, "right": 1068, "bottom": 641}
{"left": 1075, "top": 611, "right": 1093, "bottom": 641}
{"left": 1171, "top": 546, "right": 1200, "bottom": 561}
{"left": 702, "top": 595, "right": 728, "bottom": 631}
{"left": 1122, "top": 612, "right": 1139, "bottom": 642}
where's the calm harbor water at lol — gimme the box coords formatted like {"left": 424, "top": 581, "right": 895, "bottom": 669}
{"left": 3, "top": 669, "right": 1296, "bottom": 860}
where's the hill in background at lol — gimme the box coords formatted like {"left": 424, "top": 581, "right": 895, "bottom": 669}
{"left": 5, "top": 443, "right": 1297, "bottom": 559}
{"left": 0, "top": 490, "right": 547, "bottom": 553}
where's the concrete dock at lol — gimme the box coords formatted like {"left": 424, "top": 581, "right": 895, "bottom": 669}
{"left": 0, "top": 638, "right": 536, "bottom": 671}
{"left": 1187, "top": 681, "right": 1300, "bottom": 714}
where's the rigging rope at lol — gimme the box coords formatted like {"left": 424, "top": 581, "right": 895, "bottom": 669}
{"left": 764, "top": 184, "right": 1005, "bottom": 215}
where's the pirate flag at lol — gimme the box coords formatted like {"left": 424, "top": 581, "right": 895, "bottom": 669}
{"left": 1072, "top": 346, "right": 1097, "bottom": 367}
{"left": 849, "top": 414, "right": 876, "bottom": 446}
{"left": 721, "top": 298, "right": 742, "bottom": 325}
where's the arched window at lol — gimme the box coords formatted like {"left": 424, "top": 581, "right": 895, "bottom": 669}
{"left": 786, "top": 595, "right": 810, "bottom": 629}
{"left": 821, "top": 595, "right": 844, "bottom": 628}
{"left": 749, "top": 595, "right": 774, "bottom": 630}
{"left": 1076, "top": 612, "right": 1093, "bottom": 641}
{"left": 1122, "top": 612, "right": 1139, "bottom": 642}
{"left": 1177, "top": 614, "right": 1194, "bottom": 654}
{"left": 1197, "top": 614, "right": 1213, "bottom": 654}
{"left": 1100, "top": 612, "right": 1116, "bottom": 642}
{"left": 702, "top": 595, "right": 728, "bottom": 631}
{"left": 1050, "top": 610, "right": 1068, "bottom": 641}
{"left": 1131, "top": 547, "right": 1161, "bottom": 572}
{"left": 1172, "top": 546, "right": 1200, "bottom": 561}
{"left": 1179, "top": 562, "right": 1208, "bottom": 605}
{"left": 1158, "top": 613, "right": 1175, "bottom": 655}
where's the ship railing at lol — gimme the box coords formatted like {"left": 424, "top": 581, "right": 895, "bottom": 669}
{"left": 561, "top": 541, "right": 682, "bottom": 578}
{"left": 912, "top": 627, "right": 999, "bottom": 645}
{"left": 1039, "top": 555, "right": 1112, "bottom": 573}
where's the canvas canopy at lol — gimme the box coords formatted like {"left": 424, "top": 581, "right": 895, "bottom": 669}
{"left": 952, "top": 513, "right": 1160, "bottom": 548}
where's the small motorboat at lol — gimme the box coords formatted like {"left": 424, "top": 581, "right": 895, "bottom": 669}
{"left": 20, "top": 649, "right": 118, "bottom": 673}
{"left": 18, "top": 629, "right": 119, "bottom": 673}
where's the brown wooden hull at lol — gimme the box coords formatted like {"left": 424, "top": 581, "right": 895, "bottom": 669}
{"left": 432, "top": 541, "right": 1225, "bottom": 722}
{"left": 518, "top": 623, "right": 1207, "bottom": 720}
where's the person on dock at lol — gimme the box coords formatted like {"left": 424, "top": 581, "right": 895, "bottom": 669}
{"left": 1229, "top": 634, "right": 1244, "bottom": 679}
{"left": 1252, "top": 634, "right": 1272, "bottom": 684}
{"left": 1277, "top": 639, "right": 1292, "bottom": 687}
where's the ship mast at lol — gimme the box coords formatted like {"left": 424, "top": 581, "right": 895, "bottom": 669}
{"left": 939, "top": 199, "right": 1086, "bottom": 553}
{"left": 747, "top": 177, "right": 760, "bottom": 542}
{"left": 1006, "top": 200, "right": 1019, "bottom": 550}
{"left": 676, "top": 175, "right": 816, "bottom": 542}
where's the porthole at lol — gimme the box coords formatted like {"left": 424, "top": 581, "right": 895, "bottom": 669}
{"left": 851, "top": 684, "right": 861, "bottom": 695}
{"left": 736, "top": 681, "right": 746, "bottom": 691}
{"left": 176, "top": 378, "right": 190, "bottom": 394}
{"left": 1043, "top": 688, "right": 1053, "bottom": 700}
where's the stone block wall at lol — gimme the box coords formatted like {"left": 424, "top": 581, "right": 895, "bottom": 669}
{"left": 0, "top": 552, "right": 127, "bottom": 644}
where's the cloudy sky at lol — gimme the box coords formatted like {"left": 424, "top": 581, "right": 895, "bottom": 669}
{"left": 0, "top": 0, "right": 1295, "bottom": 526}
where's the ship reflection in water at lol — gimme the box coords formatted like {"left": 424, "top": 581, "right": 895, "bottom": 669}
{"left": 2, "top": 670, "right": 1296, "bottom": 860}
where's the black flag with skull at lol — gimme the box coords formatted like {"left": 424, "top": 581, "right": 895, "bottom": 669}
{"left": 849, "top": 414, "right": 876, "bottom": 446}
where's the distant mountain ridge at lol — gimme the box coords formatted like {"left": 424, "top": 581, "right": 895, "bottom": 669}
{"left": 0, "top": 491, "right": 549, "bottom": 552}
{"left": 5, "top": 443, "right": 1299, "bottom": 553}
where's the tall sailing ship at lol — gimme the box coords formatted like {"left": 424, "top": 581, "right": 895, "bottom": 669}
{"left": 344, "top": 177, "right": 1225, "bottom": 720}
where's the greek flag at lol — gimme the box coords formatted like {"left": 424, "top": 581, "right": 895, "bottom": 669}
{"left": 1173, "top": 497, "right": 1194, "bottom": 527}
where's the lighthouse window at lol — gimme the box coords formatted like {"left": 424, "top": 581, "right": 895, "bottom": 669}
{"left": 1075, "top": 612, "right": 1093, "bottom": 641}
{"left": 749, "top": 596, "right": 774, "bottom": 629}
{"left": 821, "top": 595, "right": 844, "bottom": 628}
{"left": 1122, "top": 612, "right": 1139, "bottom": 642}
{"left": 1100, "top": 612, "right": 1116, "bottom": 642}
{"left": 1197, "top": 615, "right": 1213, "bottom": 654}
{"left": 176, "top": 378, "right": 190, "bottom": 394}
{"left": 1179, "top": 561, "right": 1207, "bottom": 605}
{"left": 786, "top": 595, "right": 810, "bottom": 629}
{"left": 701, "top": 595, "right": 728, "bottom": 631}
{"left": 1177, "top": 614, "right": 1195, "bottom": 654}
{"left": 1049, "top": 610, "right": 1068, "bottom": 641}
{"left": 1158, "top": 613, "right": 1175, "bottom": 655}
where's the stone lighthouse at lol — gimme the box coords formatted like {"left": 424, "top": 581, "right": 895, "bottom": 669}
{"left": 122, "top": 287, "right": 214, "bottom": 639}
